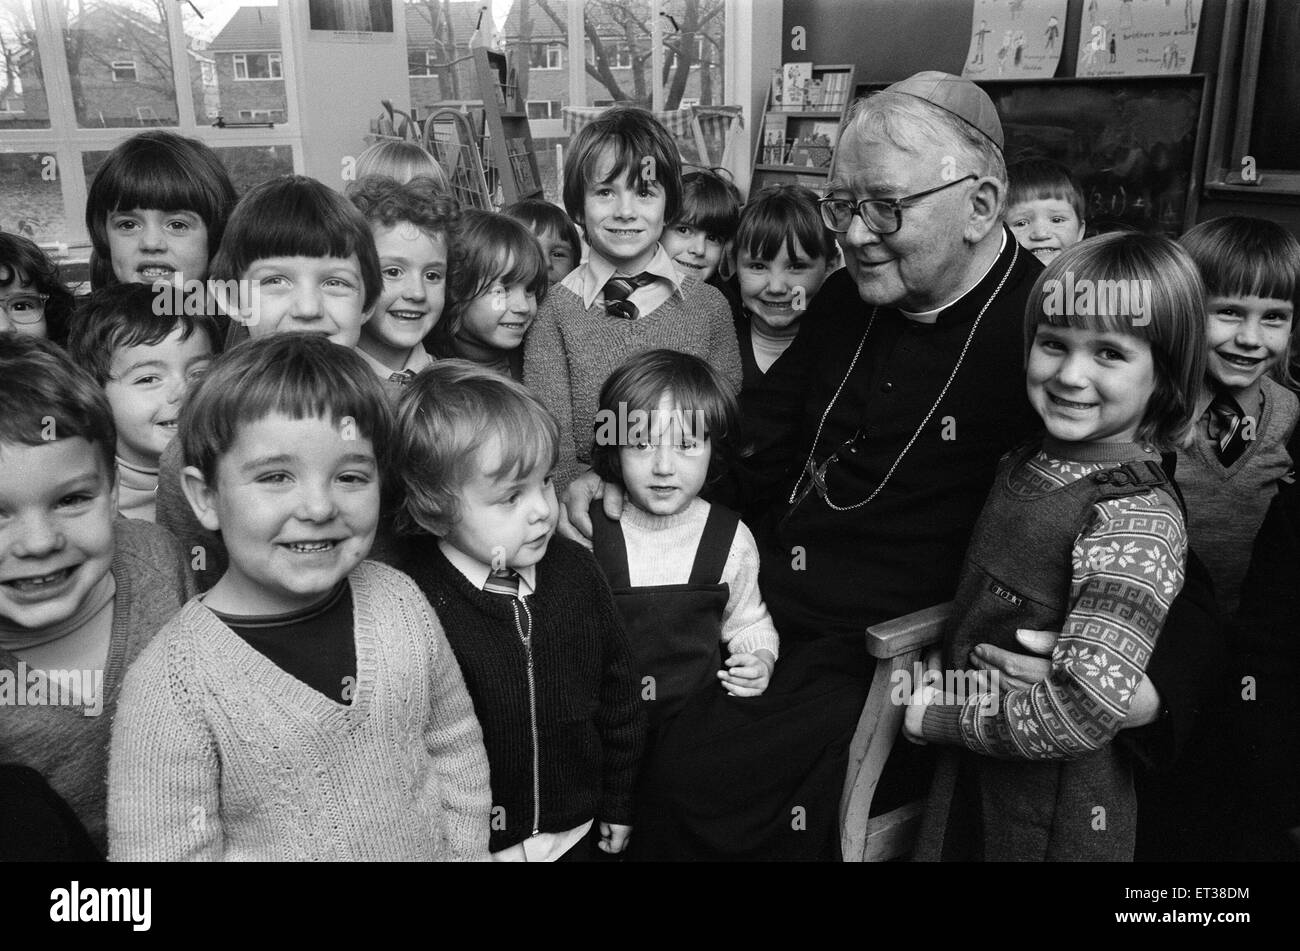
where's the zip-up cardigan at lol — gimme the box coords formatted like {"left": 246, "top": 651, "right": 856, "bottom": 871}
{"left": 397, "top": 533, "right": 646, "bottom": 852}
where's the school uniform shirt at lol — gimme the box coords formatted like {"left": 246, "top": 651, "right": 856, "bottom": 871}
{"left": 523, "top": 245, "right": 743, "bottom": 492}
{"left": 357, "top": 344, "right": 435, "bottom": 401}
{"left": 438, "top": 541, "right": 591, "bottom": 862}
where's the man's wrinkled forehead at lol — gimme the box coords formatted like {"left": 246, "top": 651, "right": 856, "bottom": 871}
{"left": 826, "top": 126, "right": 924, "bottom": 197}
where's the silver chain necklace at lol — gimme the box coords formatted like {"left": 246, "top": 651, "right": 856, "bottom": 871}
{"left": 787, "top": 243, "right": 1020, "bottom": 512}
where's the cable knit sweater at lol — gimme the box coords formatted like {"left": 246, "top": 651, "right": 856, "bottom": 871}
{"left": 396, "top": 533, "right": 646, "bottom": 853}
{"left": 0, "top": 519, "right": 195, "bottom": 857}
{"left": 107, "top": 560, "right": 492, "bottom": 862}
{"left": 522, "top": 277, "right": 743, "bottom": 492}
{"left": 618, "top": 498, "right": 780, "bottom": 659}
{"left": 1175, "top": 377, "right": 1299, "bottom": 615}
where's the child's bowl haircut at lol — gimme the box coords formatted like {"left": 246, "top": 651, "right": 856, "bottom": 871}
{"left": 0, "top": 334, "right": 116, "bottom": 477}
{"left": 737, "top": 184, "right": 837, "bottom": 264}
{"left": 178, "top": 333, "right": 393, "bottom": 486}
{"left": 85, "top": 131, "right": 237, "bottom": 289}
{"left": 394, "top": 360, "right": 558, "bottom": 536}
{"left": 208, "top": 175, "right": 383, "bottom": 314}
{"left": 562, "top": 107, "right": 683, "bottom": 228}
{"left": 1024, "top": 232, "right": 1206, "bottom": 449}
{"left": 589, "top": 348, "right": 740, "bottom": 486}
{"left": 68, "top": 283, "right": 221, "bottom": 386}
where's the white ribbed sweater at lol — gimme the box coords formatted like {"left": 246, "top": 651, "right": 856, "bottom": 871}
{"left": 108, "top": 560, "right": 492, "bottom": 862}
{"left": 619, "top": 498, "right": 780, "bottom": 660}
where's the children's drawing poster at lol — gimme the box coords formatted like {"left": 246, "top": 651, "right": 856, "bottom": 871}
{"left": 1075, "top": 0, "right": 1202, "bottom": 77}
{"left": 963, "top": 0, "right": 1069, "bottom": 80}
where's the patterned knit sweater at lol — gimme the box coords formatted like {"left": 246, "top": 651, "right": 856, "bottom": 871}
{"left": 0, "top": 519, "right": 195, "bottom": 857}
{"left": 396, "top": 534, "right": 646, "bottom": 853}
{"left": 1176, "top": 377, "right": 1298, "bottom": 615}
{"left": 618, "top": 498, "right": 780, "bottom": 659}
{"left": 107, "top": 560, "right": 492, "bottom": 861}
{"left": 522, "top": 277, "right": 743, "bottom": 491}
{"left": 921, "top": 442, "right": 1188, "bottom": 759}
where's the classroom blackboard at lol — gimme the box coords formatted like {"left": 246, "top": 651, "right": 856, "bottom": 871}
{"left": 857, "top": 74, "right": 1211, "bottom": 236}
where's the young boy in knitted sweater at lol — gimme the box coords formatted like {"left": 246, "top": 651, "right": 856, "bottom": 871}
{"left": 108, "top": 335, "right": 491, "bottom": 861}
{"left": 523, "top": 107, "right": 742, "bottom": 492}
{"left": 0, "top": 335, "right": 195, "bottom": 858}
{"left": 392, "top": 360, "right": 646, "bottom": 861}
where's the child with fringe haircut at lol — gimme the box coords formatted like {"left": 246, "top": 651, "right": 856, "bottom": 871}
{"left": 1176, "top": 215, "right": 1300, "bottom": 615}
{"left": 523, "top": 107, "right": 743, "bottom": 492}
{"left": 503, "top": 198, "right": 583, "bottom": 285}
{"left": 108, "top": 334, "right": 491, "bottom": 861}
{"left": 428, "top": 209, "right": 547, "bottom": 382}
{"left": 392, "top": 360, "right": 645, "bottom": 860}
{"left": 1004, "top": 158, "right": 1087, "bottom": 265}
{"left": 155, "top": 174, "right": 385, "bottom": 591}
{"left": 659, "top": 168, "right": 741, "bottom": 284}
{"left": 85, "top": 131, "right": 237, "bottom": 289}
{"left": 68, "top": 283, "right": 219, "bottom": 522}
{"left": 586, "top": 349, "right": 781, "bottom": 859}
{"left": 0, "top": 335, "right": 195, "bottom": 858}
{"left": 0, "top": 232, "right": 77, "bottom": 345}
{"left": 730, "top": 184, "right": 836, "bottom": 390}
{"left": 348, "top": 175, "right": 455, "bottom": 394}
{"left": 906, "top": 232, "right": 1205, "bottom": 861}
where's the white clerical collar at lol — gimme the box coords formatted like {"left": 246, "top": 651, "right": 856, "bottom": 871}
{"left": 899, "top": 229, "right": 1008, "bottom": 324}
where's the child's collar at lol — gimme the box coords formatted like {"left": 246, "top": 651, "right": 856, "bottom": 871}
{"left": 575, "top": 245, "right": 683, "bottom": 310}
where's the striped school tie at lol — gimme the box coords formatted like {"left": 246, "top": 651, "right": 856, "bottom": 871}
{"left": 602, "top": 272, "right": 657, "bottom": 320}
{"left": 483, "top": 567, "right": 521, "bottom": 599}
{"left": 1208, "top": 390, "right": 1251, "bottom": 467}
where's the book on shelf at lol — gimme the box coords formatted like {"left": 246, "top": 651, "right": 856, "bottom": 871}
{"left": 787, "top": 128, "right": 834, "bottom": 168}
{"left": 818, "top": 70, "right": 848, "bottom": 109}
{"left": 762, "top": 112, "right": 787, "bottom": 165}
{"left": 782, "top": 62, "right": 812, "bottom": 110}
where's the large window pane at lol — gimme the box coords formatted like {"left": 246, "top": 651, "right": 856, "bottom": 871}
{"left": 58, "top": 0, "right": 178, "bottom": 128}
{"left": 191, "top": 2, "right": 287, "bottom": 126}
{"left": 0, "top": 151, "right": 66, "bottom": 245}
{"left": 82, "top": 142, "right": 292, "bottom": 199}
{"left": 0, "top": 0, "right": 49, "bottom": 128}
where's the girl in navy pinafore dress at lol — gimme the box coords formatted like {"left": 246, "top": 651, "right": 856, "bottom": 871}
{"left": 587, "top": 349, "right": 781, "bottom": 859}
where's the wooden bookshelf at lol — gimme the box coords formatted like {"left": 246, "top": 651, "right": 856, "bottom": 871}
{"left": 751, "top": 63, "right": 856, "bottom": 194}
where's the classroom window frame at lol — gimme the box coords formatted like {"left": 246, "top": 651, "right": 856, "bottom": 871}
{"left": 1205, "top": 0, "right": 1300, "bottom": 199}
{"left": 2, "top": 0, "right": 303, "bottom": 257}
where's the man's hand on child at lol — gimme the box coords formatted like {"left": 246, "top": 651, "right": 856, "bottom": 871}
{"left": 599, "top": 821, "right": 632, "bottom": 854}
{"left": 719, "top": 649, "right": 775, "bottom": 697}
{"left": 558, "top": 470, "right": 625, "bottom": 548}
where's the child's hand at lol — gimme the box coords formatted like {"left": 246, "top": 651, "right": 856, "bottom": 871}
{"left": 902, "top": 683, "right": 942, "bottom": 745}
{"left": 599, "top": 822, "right": 632, "bottom": 854}
{"left": 719, "top": 649, "right": 776, "bottom": 697}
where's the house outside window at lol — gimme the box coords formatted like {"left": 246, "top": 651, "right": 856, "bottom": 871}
{"left": 526, "top": 99, "right": 561, "bottom": 119}
{"left": 111, "top": 60, "right": 137, "bottom": 82}
{"left": 588, "top": 39, "right": 631, "bottom": 70}
{"left": 529, "top": 43, "right": 561, "bottom": 70}
{"left": 233, "top": 52, "right": 282, "bottom": 81}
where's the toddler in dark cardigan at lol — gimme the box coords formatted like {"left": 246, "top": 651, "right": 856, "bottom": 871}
{"left": 393, "top": 360, "right": 646, "bottom": 861}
